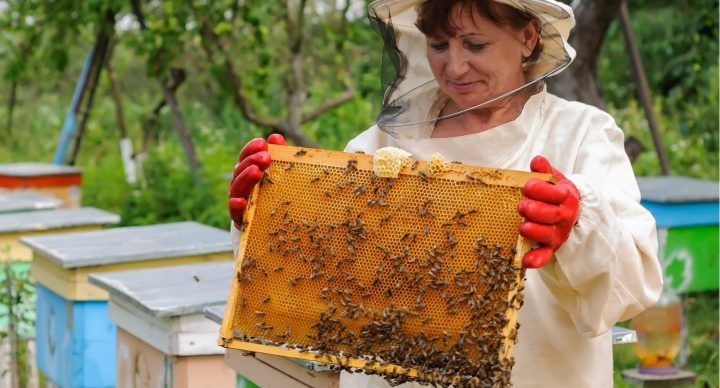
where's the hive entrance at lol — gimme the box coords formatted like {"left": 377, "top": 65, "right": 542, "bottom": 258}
{"left": 220, "top": 145, "right": 552, "bottom": 386}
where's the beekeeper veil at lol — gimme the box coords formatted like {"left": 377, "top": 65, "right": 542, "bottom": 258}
{"left": 368, "top": 0, "right": 576, "bottom": 139}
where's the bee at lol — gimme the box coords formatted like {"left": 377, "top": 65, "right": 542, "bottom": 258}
{"left": 261, "top": 172, "right": 274, "bottom": 184}
{"left": 283, "top": 163, "right": 295, "bottom": 171}
{"left": 193, "top": 275, "right": 200, "bottom": 282}
{"left": 262, "top": 295, "right": 271, "bottom": 303}
{"left": 354, "top": 185, "right": 366, "bottom": 196}
{"left": 270, "top": 208, "right": 277, "bottom": 216}
{"left": 379, "top": 213, "right": 394, "bottom": 226}
{"left": 321, "top": 167, "right": 330, "bottom": 175}
{"left": 273, "top": 266, "right": 284, "bottom": 272}
{"left": 260, "top": 268, "right": 269, "bottom": 277}
{"left": 467, "top": 208, "right": 479, "bottom": 214}
{"left": 418, "top": 171, "right": 429, "bottom": 182}
{"left": 289, "top": 276, "right": 304, "bottom": 286}
{"left": 295, "top": 149, "right": 308, "bottom": 156}
{"left": 255, "top": 310, "right": 266, "bottom": 317}
{"left": 410, "top": 160, "right": 419, "bottom": 170}
{"left": 345, "top": 159, "right": 358, "bottom": 175}
{"left": 310, "top": 177, "right": 320, "bottom": 183}
{"left": 324, "top": 191, "right": 333, "bottom": 197}
{"left": 281, "top": 199, "right": 291, "bottom": 205}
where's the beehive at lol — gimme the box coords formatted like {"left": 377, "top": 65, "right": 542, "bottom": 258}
{"left": 220, "top": 145, "right": 553, "bottom": 386}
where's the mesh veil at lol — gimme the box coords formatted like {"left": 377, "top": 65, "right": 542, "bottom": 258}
{"left": 367, "top": 0, "right": 576, "bottom": 139}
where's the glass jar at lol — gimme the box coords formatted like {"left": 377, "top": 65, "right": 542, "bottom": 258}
{"left": 630, "top": 290, "right": 683, "bottom": 374}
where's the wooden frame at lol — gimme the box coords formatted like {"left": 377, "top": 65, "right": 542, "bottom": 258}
{"left": 220, "top": 145, "right": 552, "bottom": 383}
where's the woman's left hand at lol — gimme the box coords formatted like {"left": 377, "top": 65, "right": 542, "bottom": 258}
{"left": 518, "top": 155, "right": 581, "bottom": 269}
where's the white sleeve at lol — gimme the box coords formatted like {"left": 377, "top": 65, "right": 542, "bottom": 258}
{"left": 538, "top": 113, "right": 663, "bottom": 337}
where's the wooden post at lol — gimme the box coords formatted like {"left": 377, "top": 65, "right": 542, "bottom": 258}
{"left": 618, "top": 1, "right": 671, "bottom": 175}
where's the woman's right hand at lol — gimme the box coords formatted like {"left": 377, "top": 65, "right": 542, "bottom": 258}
{"left": 228, "top": 134, "right": 287, "bottom": 229}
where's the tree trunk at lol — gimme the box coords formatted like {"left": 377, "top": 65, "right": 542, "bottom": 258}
{"left": 130, "top": 0, "right": 201, "bottom": 176}
{"left": 546, "top": 0, "right": 624, "bottom": 108}
{"left": 160, "top": 82, "right": 202, "bottom": 174}
{"left": 106, "top": 46, "right": 128, "bottom": 139}
{"left": 6, "top": 81, "right": 16, "bottom": 136}
{"left": 285, "top": 0, "right": 309, "bottom": 143}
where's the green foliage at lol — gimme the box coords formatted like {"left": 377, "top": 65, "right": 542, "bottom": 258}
{"left": 0, "top": 249, "right": 36, "bottom": 388}
{"left": 600, "top": 0, "right": 718, "bottom": 179}
{"left": 608, "top": 95, "right": 719, "bottom": 180}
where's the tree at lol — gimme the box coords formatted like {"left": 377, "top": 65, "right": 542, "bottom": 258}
{"left": 547, "top": 0, "right": 624, "bottom": 109}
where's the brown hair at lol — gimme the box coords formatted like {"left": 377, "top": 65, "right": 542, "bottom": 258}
{"left": 415, "top": 0, "right": 543, "bottom": 63}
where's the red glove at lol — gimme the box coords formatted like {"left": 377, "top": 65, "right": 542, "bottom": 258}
{"left": 228, "top": 134, "right": 287, "bottom": 229}
{"left": 518, "top": 155, "right": 580, "bottom": 268}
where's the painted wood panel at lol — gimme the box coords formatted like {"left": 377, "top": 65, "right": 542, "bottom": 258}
{"left": 32, "top": 252, "right": 231, "bottom": 301}
{"left": 117, "top": 328, "right": 236, "bottom": 388}
{"left": 0, "top": 162, "right": 82, "bottom": 208}
{"left": 35, "top": 283, "right": 115, "bottom": 387}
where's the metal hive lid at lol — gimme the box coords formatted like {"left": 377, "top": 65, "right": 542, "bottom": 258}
{"left": 638, "top": 176, "right": 719, "bottom": 203}
{"left": 204, "top": 304, "right": 226, "bottom": 324}
{"left": 0, "top": 207, "right": 119, "bottom": 234}
{"left": 89, "top": 261, "right": 234, "bottom": 318}
{"left": 0, "top": 162, "right": 82, "bottom": 177}
{"left": 19, "top": 221, "right": 231, "bottom": 268}
{"left": 0, "top": 190, "right": 63, "bottom": 213}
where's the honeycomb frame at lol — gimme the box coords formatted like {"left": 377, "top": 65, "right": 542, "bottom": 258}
{"left": 219, "top": 145, "right": 554, "bottom": 386}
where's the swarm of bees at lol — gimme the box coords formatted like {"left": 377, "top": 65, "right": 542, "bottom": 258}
{"left": 223, "top": 147, "right": 531, "bottom": 387}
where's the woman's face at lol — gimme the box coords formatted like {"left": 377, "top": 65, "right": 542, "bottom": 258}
{"left": 426, "top": 5, "right": 537, "bottom": 112}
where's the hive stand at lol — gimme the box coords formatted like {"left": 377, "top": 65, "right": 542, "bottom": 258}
{"left": 0, "top": 190, "right": 63, "bottom": 214}
{"left": 88, "top": 261, "right": 238, "bottom": 388}
{"left": 20, "top": 222, "right": 233, "bottom": 388}
{"left": 205, "top": 304, "right": 340, "bottom": 388}
{"left": 0, "top": 163, "right": 83, "bottom": 208}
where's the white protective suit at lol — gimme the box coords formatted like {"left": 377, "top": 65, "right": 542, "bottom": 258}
{"left": 337, "top": 88, "right": 663, "bottom": 387}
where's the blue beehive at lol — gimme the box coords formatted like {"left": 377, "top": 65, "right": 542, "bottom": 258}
{"left": 21, "top": 221, "right": 233, "bottom": 388}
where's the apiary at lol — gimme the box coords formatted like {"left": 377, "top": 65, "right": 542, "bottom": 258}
{"left": 20, "top": 221, "right": 233, "bottom": 388}
{"left": 0, "top": 162, "right": 83, "bottom": 208}
{"left": 219, "top": 145, "right": 553, "bottom": 386}
{"left": 88, "top": 261, "right": 237, "bottom": 388}
{"left": 206, "top": 304, "right": 339, "bottom": 387}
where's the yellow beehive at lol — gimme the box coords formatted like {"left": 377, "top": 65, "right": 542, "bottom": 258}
{"left": 219, "top": 145, "right": 553, "bottom": 386}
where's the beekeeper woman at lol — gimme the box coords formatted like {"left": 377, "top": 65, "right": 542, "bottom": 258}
{"left": 228, "top": 0, "right": 663, "bottom": 386}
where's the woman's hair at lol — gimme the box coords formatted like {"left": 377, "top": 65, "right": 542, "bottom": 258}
{"left": 415, "top": 0, "right": 543, "bottom": 64}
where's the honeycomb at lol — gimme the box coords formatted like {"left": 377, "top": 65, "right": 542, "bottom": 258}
{"left": 427, "top": 152, "right": 451, "bottom": 176}
{"left": 372, "top": 147, "right": 411, "bottom": 178}
{"left": 220, "top": 145, "right": 552, "bottom": 387}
